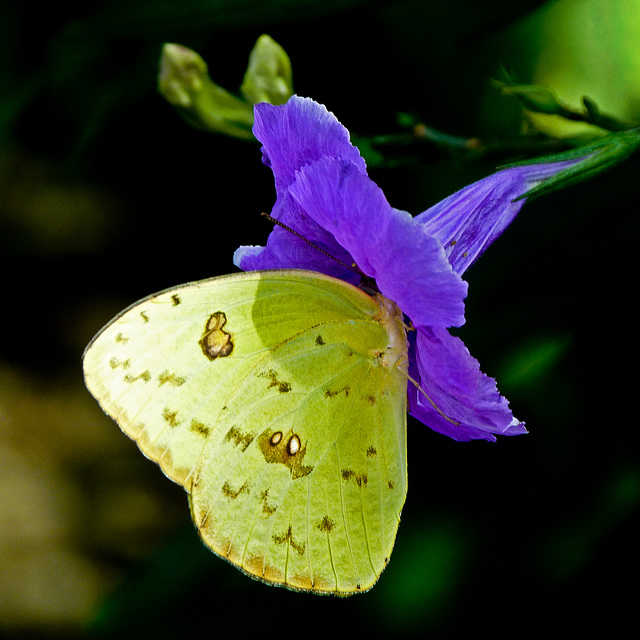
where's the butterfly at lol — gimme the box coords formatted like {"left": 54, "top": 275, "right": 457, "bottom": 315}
{"left": 83, "top": 269, "right": 408, "bottom": 595}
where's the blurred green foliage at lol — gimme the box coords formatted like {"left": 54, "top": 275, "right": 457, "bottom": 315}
{"left": 1, "top": 0, "right": 638, "bottom": 638}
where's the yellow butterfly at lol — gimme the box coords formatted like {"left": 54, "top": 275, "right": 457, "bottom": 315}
{"left": 83, "top": 269, "right": 408, "bottom": 595}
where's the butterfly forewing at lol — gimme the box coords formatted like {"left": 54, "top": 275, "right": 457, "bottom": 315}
{"left": 84, "top": 274, "right": 271, "bottom": 485}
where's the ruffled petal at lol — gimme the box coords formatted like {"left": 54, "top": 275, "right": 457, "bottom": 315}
{"left": 407, "top": 326, "right": 527, "bottom": 441}
{"left": 289, "top": 157, "right": 468, "bottom": 328}
{"left": 415, "top": 160, "right": 580, "bottom": 275}
{"left": 234, "top": 96, "right": 368, "bottom": 282}
{"left": 253, "top": 96, "right": 366, "bottom": 192}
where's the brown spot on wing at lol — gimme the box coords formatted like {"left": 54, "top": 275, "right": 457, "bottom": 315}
{"left": 109, "top": 357, "right": 130, "bottom": 370}
{"left": 225, "top": 426, "right": 255, "bottom": 451}
{"left": 221, "top": 479, "right": 249, "bottom": 499}
{"left": 162, "top": 407, "right": 181, "bottom": 427}
{"left": 258, "top": 430, "right": 313, "bottom": 480}
{"left": 199, "top": 311, "right": 233, "bottom": 360}
{"left": 124, "top": 370, "right": 152, "bottom": 383}
{"left": 273, "top": 525, "right": 305, "bottom": 555}
{"left": 317, "top": 516, "right": 335, "bottom": 533}
{"left": 324, "top": 385, "right": 350, "bottom": 399}
{"left": 190, "top": 419, "right": 210, "bottom": 437}
{"left": 260, "top": 489, "right": 277, "bottom": 516}
{"left": 341, "top": 469, "right": 368, "bottom": 487}
{"left": 258, "top": 369, "right": 292, "bottom": 393}
{"left": 157, "top": 370, "right": 186, "bottom": 386}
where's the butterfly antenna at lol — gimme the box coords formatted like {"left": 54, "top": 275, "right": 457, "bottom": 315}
{"left": 403, "top": 368, "right": 461, "bottom": 427}
{"left": 261, "top": 213, "right": 363, "bottom": 276}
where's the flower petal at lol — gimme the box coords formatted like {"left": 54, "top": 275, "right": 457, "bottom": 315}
{"left": 233, "top": 191, "right": 360, "bottom": 283}
{"left": 234, "top": 96, "right": 368, "bottom": 282}
{"left": 415, "top": 160, "right": 580, "bottom": 275}
{"left": 408, "top": 326, "right": 526, "bottom": 441}
{"left": 253, "top": 96, "right": 366, "bottom": 192}
{"left": 289, "top": 157, "right": 468, "bottom": 328}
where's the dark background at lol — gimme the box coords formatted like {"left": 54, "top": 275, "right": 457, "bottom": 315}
{"left": 1, "top": 0, "right": 638, "bottom": 637}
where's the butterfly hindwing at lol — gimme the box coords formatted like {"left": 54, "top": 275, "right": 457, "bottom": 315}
{"left": 83, "top": 269, "right": 408, "bottom": 594}
{"left": 191, "top": 318, "right": 407, "bottom": 594}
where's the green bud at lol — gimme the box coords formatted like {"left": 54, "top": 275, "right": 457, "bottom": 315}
{"left": 493, "top": 79, "right": 572, "bottom": 117}
{"left": 158, "top": 36, "right": 295, "bottom": 140}
{"left": 158, "top": 43, "right": 254, "bottom": 139}
{"left": 494, "top": 71, "right": 635, "bottom": 133}
{"left": 240, "top": 35, "right": 293, "bottom": 106}
{"left": 509, "top": 128, "right": 640, "bottom": 201}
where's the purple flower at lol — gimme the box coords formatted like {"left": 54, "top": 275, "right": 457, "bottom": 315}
{"left": 234, "top": 96, "right": 574, "bottom": 441}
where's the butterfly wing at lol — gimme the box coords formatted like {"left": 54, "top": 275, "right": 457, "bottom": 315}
{"left": 83, "top": 269, "right": 407, "bottom": 594}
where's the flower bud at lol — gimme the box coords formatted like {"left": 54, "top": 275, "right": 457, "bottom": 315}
{"left": 158, "top": 43, "right": 254, "bottom": 139}
{"left": 158, "top": 36, "right": 294, "bottom": 140}
{"left": 240, "top": 35, "right": 293, "bottom": 106}
{"left": 494, "top": 79, "right": 571, "bottom": 116}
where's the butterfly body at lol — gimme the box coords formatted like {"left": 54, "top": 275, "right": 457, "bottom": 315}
{"left": 83, "top": 269, "right": 408, "bottom": 594}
